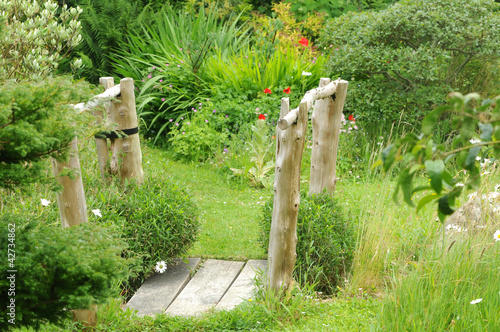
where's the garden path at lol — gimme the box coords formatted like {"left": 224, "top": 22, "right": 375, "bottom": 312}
{"left": 124, "top": 258, "right": 267, "bottom": 317}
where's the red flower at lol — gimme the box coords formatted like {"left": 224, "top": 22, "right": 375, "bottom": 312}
{"left": 299, "top": 37, "right": 309, "bottom": 47}
{"left": 283, "top": 87, "right": 291, "bottom": 94}
{"left": 348, "top": 114, "right": 355, "bottom": 121}
{"left": 264, "top": 88, "right": 272, "bottom": 94}
{"left": 258, "top": 114, "right": 266, "bottom": 120}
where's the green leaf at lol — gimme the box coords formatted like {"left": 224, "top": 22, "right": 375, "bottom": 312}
{"left": 381, "top": 144, "right": 396, "bottom": 172}
{"left": 416, "top": 193, "right": 439, "bottom": 214}
{"left": 394, "top": 169, "right": 415, "bottom": 207}
{"left": 464, "top": 146, "right": 481, "bottom": 170}
{"left": 479, "top": 123, "right": 493, "bottom": 141}
{"left": 425, "top": 160, "right": 444, "bottom": 194}
{"left": 422, "top": 105, "right": 449, "bottom": 135}
{"left": 438, "top": 194, "right": 455, "bottom": 216}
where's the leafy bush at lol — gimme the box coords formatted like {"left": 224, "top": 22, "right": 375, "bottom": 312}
{"left": 112, "top": 4, "right": 251, "bottom": 141}
{"left": 318, "top": 0, "right": 500, "bottom": 139}
{"left": 63, "top": 0, "right": 154, "bottom": 83}
{"left": 0, "top": 76, "right": 94, "bottom": 189}
{"left": 86, "top": 176, "right": 200, "bottom": 298}
{"left": 0, "top": 0, "right": 83, "bottom": 80}
{"left": 167, "top": 105, "right": 229, "bottom": 162}
{"left": 259, "top": 191, "right": 356, "bottom": 294}
{"left": 0, "top": 216, "right": 129, "bottom": 330}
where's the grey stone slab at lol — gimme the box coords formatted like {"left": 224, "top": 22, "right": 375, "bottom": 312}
{"left": 165, "top": 259, "right": 244, "bottom": 317}
{"left": 124, "top": 258, "right": 201, "bottom": 316}
{"left": 216, "top": 260, "right": 267, "bottom": 311}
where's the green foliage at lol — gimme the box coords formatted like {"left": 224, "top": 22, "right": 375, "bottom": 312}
{"left": 285, "top": 0, "right": 395, "bottom": 21}
{"left": 167, "top": 105, "right": 229, "bottom": 162}
{"left": 205, "top": 46, "right": 326, "bottom": 98}
{"left": 87, "top": 176, "right": 200, "bottom": 298}
{"left": 0, "top": 76, "right": 94, "bottom": 189}
{"left": 378, "top": 92, "right": 500, "bottom": 222}
{"left": 259, "top": 191, "right": 356, "bottom": 294}
{"left": 226, "top": 118, "right": 275, "bottom": 188}
{"left": 112, "top": 4, "right": 251, "bottom": 142}
{"left": 64, "top": 0, "right": 154, "bottom": 83}
{"left": 318, "top": 0, "right": 500, "bottom": 138}
{"left": 377, "top": 232, "right": 500, "bottom": 330}
{"left": 0, "top": 0, "right": 83, "bottom": 80}
{"left": 0, "top": 217, "right": 129, "bottom": 330}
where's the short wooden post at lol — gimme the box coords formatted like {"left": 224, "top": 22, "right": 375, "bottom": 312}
{"left": 309, "top": 78, "right": 348, "bottom": 195}
{"left": 267, "top": 97, "right": 308, "bottom": 292}
{"left": 94, "top": 77, "right": 113, "bottom": 181}
{"left": 51, "top": 138, "right": 88, "bottom": 227}
{"left": 109, "top": 77, "right": 144, "bottom": 183}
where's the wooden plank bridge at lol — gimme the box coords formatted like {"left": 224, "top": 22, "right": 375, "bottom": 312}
{"left": 124, "top": 259, "right": 267, "bottom": 317}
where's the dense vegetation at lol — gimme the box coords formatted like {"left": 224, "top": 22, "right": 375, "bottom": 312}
{"left": 1, "top": 0, "right": 499, "bottom": 330}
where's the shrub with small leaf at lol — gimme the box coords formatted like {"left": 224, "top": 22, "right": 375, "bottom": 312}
{"left": 259, "top": 191, "right": 356, "bottom": 294}
{"left": 0, "top": 216, "right": 130, "bottom": 330}
{"left": 87, "top": 176, "right": 200, "bottom": 298}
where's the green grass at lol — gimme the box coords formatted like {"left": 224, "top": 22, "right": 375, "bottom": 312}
{"left": 143, "top": 143, "right": 269, "bottom": 260}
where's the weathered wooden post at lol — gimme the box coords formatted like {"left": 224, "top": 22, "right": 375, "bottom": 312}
{"left": 267, "top": 80, "right": 341, "bottom": 292}
{"left": 108, "top": 77, "right": 144, "bottom": 183}
{"left": 267, "top": 98, "right": 308, "bottom": 292}
{"left": 93, "top": 77, "right": 113, "bottom": 182}
{"left": 309, "top": 78, "right": 348, "bottom": 195}
{"left": 51, "top": 138, "right": 88, "bottom": 227}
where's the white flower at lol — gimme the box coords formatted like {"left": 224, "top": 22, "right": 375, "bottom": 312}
{"left": 155, "top": 261, "right": 167, "bottom": 273}
{"left": 470, "top": 298, "right": 482, "bottom": 304}
{"left": 92, "top": 209, "right": 102, "bottom": 217}
{"left": 468, "top": 192, "right": 478, "bottom": 200}
{"left": 476, "top": 156, "right": 482, "bottom": 161}
{"left": 488, "top": 192, "right": 500, "bottom": 200}
{"left": 41, "top": 199, "right": 50, "bottom": 206}
{"left": 470, "top": 138, "right": 481, "bottom": 144}
{"left": 494, "top": 230, "right": 500, "bottom": 242}
{"left": 301, "top": 71, "right": 312, "bottom": 76}
{"left": 455, "top": 182, "right": 465, "bottom": 187}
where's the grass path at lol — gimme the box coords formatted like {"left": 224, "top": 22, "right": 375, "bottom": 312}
{"left": 143, "top": 145, "right": 269, "bottom": 260}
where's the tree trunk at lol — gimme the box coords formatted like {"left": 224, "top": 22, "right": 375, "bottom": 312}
{"left": 309, "top": 78, "right": 348, "bottom": 195}
{"left": 267, "top": 97, "right": 308, "bottom": 292}
{"left": 51, "top": 138, "right": 88, "bottom": 227}
{"left": 109, "top": 78, "right": 144, "bottom": 183}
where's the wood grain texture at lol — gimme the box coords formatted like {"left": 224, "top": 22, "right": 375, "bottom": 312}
{"left": 216, "top": 260, "right": 267, "bottom": 311}
{"left": 165, "top": 259, "right": 244, "bottom": 317}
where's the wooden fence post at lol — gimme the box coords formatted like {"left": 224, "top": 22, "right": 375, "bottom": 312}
{"left": 51, "top": 138, "right": 88, "bottom": 227}
{"left": 267, "top": 97, "right": 308, "bottom": 292}
{"left": 108, "top": 77, "right": 144, "bottom": 183}
{"left": 93, "top": 77, "right": 113, "bottom": 181}
{"left": 309, "top": 78, "right": 348, "bottom": 195}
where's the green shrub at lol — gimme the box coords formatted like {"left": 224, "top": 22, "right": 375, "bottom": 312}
{"left": 259, "top": 191, "right": 356, "bottom": 294}
{"left": 86, "top": 176, "right": 200, "bottom": 298}
{"left": 167, "top": 106, "right": 229, "bottom": 162}
{"left": 112, "top": 4, "right": 251, "bottom": 142}
{"left": 0, "top": 216, "right": 129, "bottom": 330}
{"left": 318, "top": 0, "right": 500, "bottom": 139}
{"left": 0, "top": 76, "right": 94, "bottom": 189}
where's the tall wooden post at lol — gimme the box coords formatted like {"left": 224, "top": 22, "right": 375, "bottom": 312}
{"left": 109, "top": 78, "right": 144, "bottom": 183}
{"left": 94, "top": 77, "right": 113, "bottom": 181}
{"left": 309, "top": 78, "right": 348, "bottom": 195}
{"left": 51, "top": 138, "right": 88, "bottom": 227}
{"left": 267, "top": 98, "right": 308, "bottom": 292}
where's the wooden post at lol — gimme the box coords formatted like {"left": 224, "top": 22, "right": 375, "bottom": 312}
{"left": 94, "top": 77, "right": 113, "bottom": 182}
{"left": 51, "top": 138, "right": 88, "bottom": 227}
{"left": 267, "top": 97, "right": 308, "bottom": 292}
{"left": 109, "top": 78, "right": 144, "bottom": 183}
{"left": 309, "top": 78, "right": 348, "bottom": 195}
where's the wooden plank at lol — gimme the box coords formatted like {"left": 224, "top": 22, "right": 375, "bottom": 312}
{"left": 124, "top": 258, "right": 201, "bottom": 316}
{"left": 216, "top": 260, "right": 267, "bottom": 311}
{"left": 165, "top": 259, "right": 244, "bottom": 317}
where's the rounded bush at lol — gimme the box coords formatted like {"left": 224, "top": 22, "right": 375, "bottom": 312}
{"left": 87, "top": 175, "right": 200, "bottom": 298}
{"left": 259, "top": 191, "right": 356, "bottom": 294}
{"left": 0, "top": 217, "right": 129, "bottom": 330}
